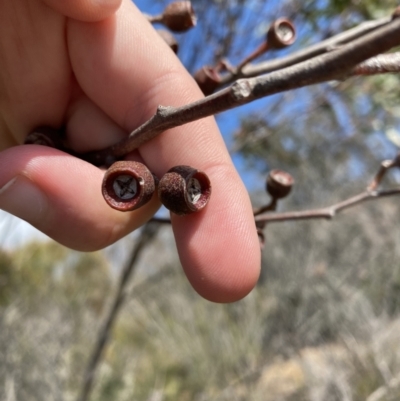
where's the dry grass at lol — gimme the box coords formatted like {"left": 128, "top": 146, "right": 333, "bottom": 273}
{"left": 1, "top": 195, "right": 400, "bottom": 401}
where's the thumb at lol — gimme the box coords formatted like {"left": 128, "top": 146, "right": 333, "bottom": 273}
{"left": 40, "top": 0, "right": 122, "bottom": 21}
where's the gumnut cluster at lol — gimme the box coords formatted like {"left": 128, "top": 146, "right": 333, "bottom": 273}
{"left": 24, "top": 127, "right": 212, "bottom": 216}
{"left": 194, "top": 17, "right": 296, "bottom": 95}
{"left": 102, "top": 161, "right": 212, "bottom": 216}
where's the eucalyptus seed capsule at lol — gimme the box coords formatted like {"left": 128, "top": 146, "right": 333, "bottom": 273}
{"left": 161, "top": 1, "right": 197, "bottom": 33}
{"left": 267, "top": 18, "right": 296, "bottom": 49}
{"left": 158, "top": 165, "right": 211, "bottom": 216}
{"left": 194, "top": 66, "right": 221, "bottom": 95}
{"left": 102, "top": 161, "right": 156, "bottom": 211}
{"left": 266, "top": 169, "right": 294, "bottom": 199}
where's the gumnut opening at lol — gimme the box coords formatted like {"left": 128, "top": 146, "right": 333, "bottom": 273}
{"left": 162, "top": 1, "right": 197, "bottom": 32}
{"left": 157, "top": 29, "right": 179, "bottom": 53}
{"left": 267, "top": 18, "right": 296, "bottom": 49}
{"left": 194, "top": 66, "right": 221, "bottom": 95}
{"left": 102, "top": 161, "right": 157, "bottom": 212}
{"left": 158, "top": 165, "right": 211, "bottom": 216}
{"left": 266, "top": 169, "right": 294, "bottom": 199}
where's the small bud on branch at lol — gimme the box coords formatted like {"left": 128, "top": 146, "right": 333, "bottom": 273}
{"left": 236, "top": 18, "right": 296, "bottom": 71}
{"left": 266, "top": 169, "right": 294, "bottom": 200}
{"left": 256, "top": 153, "right": 400, "bottom": 224}
{"left": 147, "top": 1, "right": 196, "bottom": 33}
{"left": 162, "top": 1, "right": 196, "bottom": 32}
{"left": 193, "top": 66, "right": 222, "bottom": 96}
{"left": 267, "top": 18, "right": 297, "bottom": 49}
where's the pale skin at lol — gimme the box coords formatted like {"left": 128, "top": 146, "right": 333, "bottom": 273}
{"left": 0, "top": 0, "right": 260, "bottom": 302}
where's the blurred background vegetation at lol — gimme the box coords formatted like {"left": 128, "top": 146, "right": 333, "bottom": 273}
{"left": 2, "top": 0, "right": 400, "bottom": 400}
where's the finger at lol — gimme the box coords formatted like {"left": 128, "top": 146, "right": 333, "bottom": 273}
{"left": 40, "top": 0, "right": 122, "bottom": 22}
{"left": 67, "top": 0, "right": 260, "bottom": 302}
{"left": 0, "top": 145, "right": 159, "bottom": 251}
{"left": 65, "top": 88, "right": 127, "bottom": 152}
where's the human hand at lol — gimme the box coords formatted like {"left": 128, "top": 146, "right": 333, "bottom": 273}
{"left": 0, "top": 0, "right": 260, "bottom": 302}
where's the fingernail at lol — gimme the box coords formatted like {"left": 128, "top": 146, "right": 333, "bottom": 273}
{"left": 0, "top": 176, "right": 49, "bottom": 225}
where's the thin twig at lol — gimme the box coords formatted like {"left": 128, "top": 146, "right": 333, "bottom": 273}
{"left": 254, "top": 188, "right": 400, "bottom": 223}
{"left": 253, "top": 198, "right": 277, "bottom": 216}
{"left": 83, "top": 13, "right": 400, "bottom": 165}
{"left": 151, "top": 153, "right": 400, "bottom": 226}
{"left": 150, "top": 188, "right": 400, "bottom": 225}
{"left": 77, "top": 223, "right": 159, "bottom": 401}
{"left": 368, "top": 155, "right": 400, "bottom": 190}
{"left": 144, "top": 13, "right": 163, "bottom": 24}
{"left": 151, "top": 217, "right": 173, "bottom": 224}
{"left": 256, "top": 153, "right": 400, "bottom": 223}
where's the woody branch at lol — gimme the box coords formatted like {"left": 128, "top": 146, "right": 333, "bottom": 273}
{"left": 82, "top": 11, "right": 400, "bottom": 166}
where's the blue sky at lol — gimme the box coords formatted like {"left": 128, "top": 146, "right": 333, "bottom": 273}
{"left": 132, "top": 0, "right": 294, "bottom": 192}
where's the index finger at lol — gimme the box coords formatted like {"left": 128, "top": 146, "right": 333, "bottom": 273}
{"left": 68, "top": 0, "right": 260, "bottom": 302}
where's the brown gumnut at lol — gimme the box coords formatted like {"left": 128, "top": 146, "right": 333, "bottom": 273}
{"left": 25, "top": 126, "right": 65, "bottom": 149}
{"left": 156, "top": 29, "right": 179, "bottom": 53}
{"left": 162, "top": 1, "right": 197, "bottom": 33}
{"left": 267, "top": 18, "right": 296, "bottom": 49}
{"left": 102, "top": 161, "right": 157, "bottom": 212}
{"left": 193, "top": 66, "right": 221, "bottom": 95}
{"left": 236, "top": 19, "right": 295, "bottom": 72}
{"left": 158, "top": 166, "right": 211, "bottom": 216}
{"left": 266, "top": 169, "right": 294, "bottom": 199}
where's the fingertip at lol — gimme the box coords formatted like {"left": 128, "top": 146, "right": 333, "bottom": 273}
{"left": 41, "top": 0, "right": 122, "bottom": 22}
{"left": 185, "top": 244, "right": 260, "bottom": 302}
{"left": 172, "top": 172, "right": 261, "bottom": 303}
{"left": 191, "top": 266, "right": 260, "bottom": 304}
